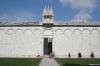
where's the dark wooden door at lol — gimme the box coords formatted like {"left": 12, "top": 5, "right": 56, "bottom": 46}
{"left": 43, "top": 38, "right": 48, "bottom": 55}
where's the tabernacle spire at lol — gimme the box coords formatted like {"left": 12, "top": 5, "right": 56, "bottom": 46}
{"left": 42, "top": 5, "right": 54, "bottom": 24}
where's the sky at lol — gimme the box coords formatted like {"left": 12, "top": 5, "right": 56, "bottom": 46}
{"left": 0, "top": 0, "right": 100, "bottom": 22}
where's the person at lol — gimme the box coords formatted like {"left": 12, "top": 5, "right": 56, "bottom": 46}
{"left": 49, "top": 52, "right": 52, "bottom": 58}
{"left": 91, "top": 52, "right": 94, "bottom": 58}
{"left": 68, "top": 53, "right": 70, "bottom": 58}
{"left": 37, "top": 53, "right": 40, "bottom": 57}
{"left": 78, "top": 52, "right": 82, "bottom": 58}
{"left": 52, "top": 50, "right": 55, "bottom": 57}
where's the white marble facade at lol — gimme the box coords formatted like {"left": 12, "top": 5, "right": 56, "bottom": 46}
{"left": 0, "top": 26, "right": 100, "bottom": 58}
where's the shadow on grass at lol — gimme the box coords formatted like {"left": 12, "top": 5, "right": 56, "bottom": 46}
{"left": 63, "top": 63, "right": 88, "bottom": 66}
{"left": 0, "top": 58, "right": 41, "bottom": 66}
{"left": 55, "top": 58, "right": 100, "bottom": 66}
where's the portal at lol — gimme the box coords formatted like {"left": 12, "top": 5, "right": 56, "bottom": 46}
{"left": 43, "top": 38, "right": 52, "bottom": 55}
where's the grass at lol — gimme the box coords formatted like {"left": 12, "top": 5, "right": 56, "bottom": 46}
{"left": 0, "top": 58, "right": 41, "bottom": 66}
{"left": 55, "top": 58, "right": 100, "bottom": 66}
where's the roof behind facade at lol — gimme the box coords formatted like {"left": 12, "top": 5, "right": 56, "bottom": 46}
{"left": 0, "top": 20, "right": 100, "bottom": 26}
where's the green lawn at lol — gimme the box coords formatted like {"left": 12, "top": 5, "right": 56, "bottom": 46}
{"left": 0, "top": 58, "right": 41, "bottom": 66}
{"left": 55, "top": 58, "right": 100, "bottom": 66}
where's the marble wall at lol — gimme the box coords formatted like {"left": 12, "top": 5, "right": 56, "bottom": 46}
{"left": 0, "top": 27, "right": 43, "bottom": 57}
{"left": 0, "top": 27, "right": 100, "bottom": 58}
{"left": 53, "top": 27, "right": 100, "bottom": 58}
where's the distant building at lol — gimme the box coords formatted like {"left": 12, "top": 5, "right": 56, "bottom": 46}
{"left": 0, "top": 6, "right": 100, "bottom": 58}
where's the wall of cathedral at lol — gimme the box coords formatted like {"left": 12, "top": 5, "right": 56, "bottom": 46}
{"left": 53, "top": 27, "right": 100, "bottom": 58}
{"left": 0, "top": 26, "right": 100, "bottom": 58}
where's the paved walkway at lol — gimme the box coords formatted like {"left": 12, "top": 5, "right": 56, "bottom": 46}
{"left": 39, "top": 57, "right": 60, "bottom": 66}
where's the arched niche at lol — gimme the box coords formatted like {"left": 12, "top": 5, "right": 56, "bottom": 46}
{"left": 34, "top": 29, "right": 41, "bottom": 35}
{"left": 0, "top": 29, "right": 7, "bottom": 55}
{"left": 0, "top": 29, "right": 5, "bottom": 35}
{"left": 15, "top": 29, "right": 24, "bottom": 53}
{"left": 34, "top": 29, "right": 41, "bottom": 40}
{"left": 55, "top": 29, "right": 63, "bottom": 34}
{"left": 73, "top": 29, "right": 81, "bottom": 34}
{"left": 91, "top": 29, "right": 100, "bottom": 55}
{"left": 72, "top": 29, "right": 82, "bottom": 55}
{"left": 64, "top": 29, "right": 72, "bottom": 35}
{"left": 91, "top": 29, "right": 100, "bottom": 34}
{"left": 24, "top": 29, "right": 33, "bottom": 43}
{"left": 22, "top": 29, "right": 34, "bottom": 54}
{"left": 24, "top": 29, "right": 32, "bottom": 35}
{"left": 6, "top": 29, "right": 15, "bottom": 55}
{"left": 0, "top": 29, "right": 5, "bottom": 36}
{"left": 54, "top": 29, "right": 65, "bottom": 55}
{"left": 15, "top": 29, "right": 24, "bottom": 40}
{"left": 82, "top": 28, "right": 91, "bottom": 56}
{"left": 64, "top": 29, "right": 73, "bottom": 54}
{"left": 6, "top": 29, "right": 15, "bottom": 44}
{"left": 6, "top": 29, "right": 14, "bottom": 35}
{"left": 33, "top": 29, "right": 42, "bottom": 55}
{"left": 15, "top": 29, "right": 24, "bottom": 34}
{"left": 0, "top": 29, "right": 6, "bottom": 44}
{"left": 54, "top": 29, "right": 63, "bottom": 40}
{"left": 82, "top": 29, "right": 90, "bottom": 34}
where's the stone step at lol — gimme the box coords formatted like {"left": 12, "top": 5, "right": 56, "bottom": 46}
{"left": 43, "top": 55, "right": 49, "bottom": 58}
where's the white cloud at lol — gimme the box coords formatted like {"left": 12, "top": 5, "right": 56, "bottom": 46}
{"left": 60, "top": 0, "right": 97, "bottom": 21}
{"left": 60, "top": 0, "right": 96, "bottom": 9}
{"left": 74, "top": 10, "right": 92, "bottom": 20}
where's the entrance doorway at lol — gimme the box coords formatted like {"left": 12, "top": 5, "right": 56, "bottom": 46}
{"left": 43, "top": 38, "right": 52, "bottom": 55}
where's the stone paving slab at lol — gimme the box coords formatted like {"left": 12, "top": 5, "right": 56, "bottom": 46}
{"left": 39, "top": 57, "right": 60, "bottom": 66}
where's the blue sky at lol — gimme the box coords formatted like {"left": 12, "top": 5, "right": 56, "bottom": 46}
{"left": 0, "top": 0, "right": 100, "bottom": 22}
